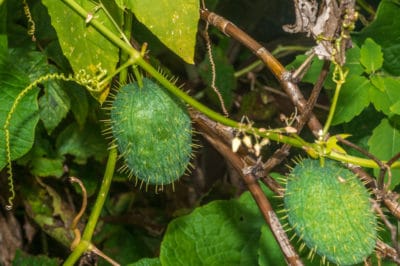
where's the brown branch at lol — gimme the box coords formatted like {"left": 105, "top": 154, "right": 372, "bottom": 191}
{"left": 200, "top": 9, "right": 323, "bottom": 136}
{"left": 191, "top": 110, "right": 303, "bottom": 265}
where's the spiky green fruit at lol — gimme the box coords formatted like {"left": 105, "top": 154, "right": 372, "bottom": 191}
{"left": 110, "top": 78, "right": 192, "bottom": 185}
{"left": 284, "top": 158, "right": 377, "bottom": 265}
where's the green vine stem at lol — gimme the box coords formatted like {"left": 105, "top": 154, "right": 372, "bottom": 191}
{"left": 322, "top": 64, "right": 348, "bottom": 136}
{"left": 64, "top": 7, "right": 133, "bottom": 264}
{"left": 63, "top": 147, "right": 118, "bottom": 266}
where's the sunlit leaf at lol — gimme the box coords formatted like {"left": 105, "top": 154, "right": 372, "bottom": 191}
{"left": 123, "top": 0, "right": 199, "bottom": 64}
{"left": 332, "top": 75, "right": 372, "bottom": 125}
{"left": 359, "top": 38, "right": 383, "bottom": 74}
{"left": 42, "top": 0, "right": 121, "bottom": 102}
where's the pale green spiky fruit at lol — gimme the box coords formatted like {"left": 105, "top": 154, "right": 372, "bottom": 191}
{"left": 110, "top": 78, "right": 192, "bottom": 185}
{"left": 284, "top": 158, "right": 377, "bottom": 265}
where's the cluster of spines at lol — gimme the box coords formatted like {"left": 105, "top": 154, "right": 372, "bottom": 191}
{"left": 277, "top": 158, "right": 378, "bottom": 265}
{"left": 103, "top": 78, "right": 196, "bottom": 191}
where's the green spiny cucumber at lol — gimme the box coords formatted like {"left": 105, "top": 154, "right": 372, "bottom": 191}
{"left": 284, "top": 158, "right": 377, "bottom": 265}
{"left": 110, "top": 78, "right": 192, "bottom": 186}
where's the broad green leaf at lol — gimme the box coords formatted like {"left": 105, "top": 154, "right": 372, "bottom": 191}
{"left": 42, "top": 0, "right": 121, "bottom": 100}
{"left": 354, "top": 0, "right": 400, "bottom": 75}
{"left": 360, "top": 38, "right": 383, "bottom": 74}
{"left": 368, "top": 118, "right": 400, "bottom": 189}
{"left": 370, "top": 76, "right": 400, "bottom": 116}
{"left": 127, "top": 258, "right": 161, "bottom": 266}
{"left": 39, "top": 80, "right": 71, "bottom": 134}
{"left": 56, "top": 122, "right": 107, "bottom": 164}
{"left": 332, "top": 75, "right": 372, "bottom": 125}
{"left": 0, "top": 55, "right": 39, "bottom": 170}
{"left": 345, "top": 44, "right": 364, "bottom": 76}
{"left": 12, "top": 250, "right": 59, "bottom": 266}
{"left": 9, "top": 49, "right": 53, "bottom": 81}
{"left": 198, "top": 47, "right": 236, "bottom": 112}
{"left": 9, "top": 49, "right": 72, "bottom": 134}
{"left": 160, "top": 188, "right": 264, "bottom": 265}
{"left": 124, "top": 0, "right": 199, "bottom": 64}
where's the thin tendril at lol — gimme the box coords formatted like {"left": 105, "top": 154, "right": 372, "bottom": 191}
{"left": 3, "top": 71, "right": 104, "bottom": 210}
{"left": 201, "top": 0, "right": 229, "bottom": 117}
{"left": 22, "top": 0, "right": 36, "bottom": 42}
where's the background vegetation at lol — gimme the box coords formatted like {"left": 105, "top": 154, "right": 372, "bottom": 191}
{"left": 0, "top": 0, "right": 399, "bottom": 265}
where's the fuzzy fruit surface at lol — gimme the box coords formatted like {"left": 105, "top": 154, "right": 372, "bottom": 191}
{"left": 284, "top": 159, "right": 377, "bottom": 265}
{"left": 111, "top": 78, "right": 192, "bottom": 185}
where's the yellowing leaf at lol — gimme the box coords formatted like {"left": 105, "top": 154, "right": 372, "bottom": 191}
{"left": 124, "top": 0, "right": 199, "bottom": 64}
{"left": 326, "top": 134, "right": 351, "bottom": 154}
